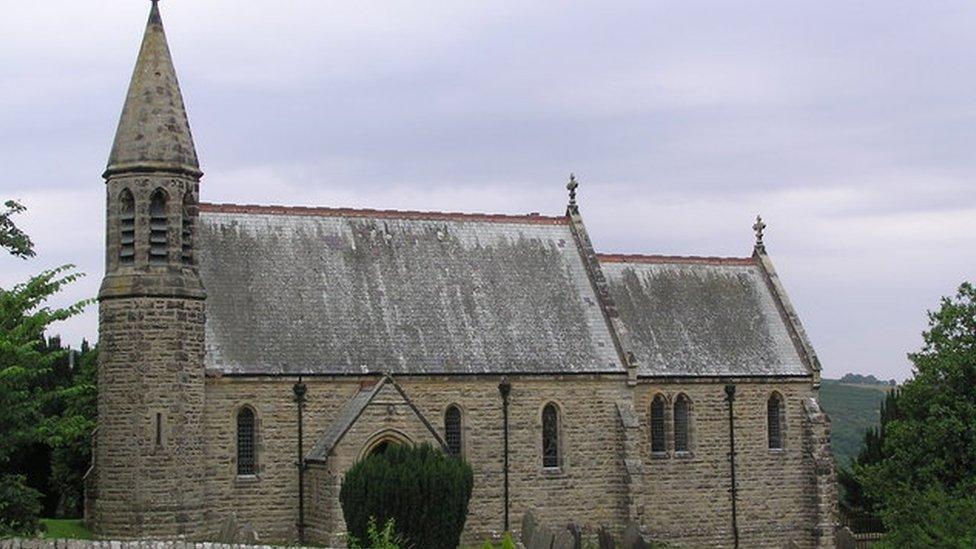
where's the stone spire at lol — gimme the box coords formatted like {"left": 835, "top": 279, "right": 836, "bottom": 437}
{"left": 105, "top": 0, "right": 200, "bottom": 178}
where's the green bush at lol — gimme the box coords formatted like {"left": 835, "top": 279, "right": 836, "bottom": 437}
{"left": 0, "top": 474, "right": 42, "bottom": 536}
{"left": 340, "top": 443, "right": 474, "bottom": 549}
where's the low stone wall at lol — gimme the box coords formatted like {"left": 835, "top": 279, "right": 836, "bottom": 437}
{"left": 0, "top": 541, "right": 324, "bottom": 549}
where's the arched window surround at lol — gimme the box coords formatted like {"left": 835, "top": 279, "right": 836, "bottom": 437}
{"left": 540, "top": 401, "right": 563, "bottom": 470}
{"left": 180, "top": 190, "right": 194, "bottom": 266}
{"left": 236, "top": 405, "right": 258, "bottom": 477}
{"left": 649, "top": 392, "right": 669, "bottom": 456}
{"left": 673, "top": 393, "right": 694, "bottom": 456}
{"left": 767, "top": 391, "right": 786, "bottom": 451}
{"left": 117, "top": 188, "right": 135, "bottom": 266}
{"left": 444, "top": 404, "right": 464, "bottom": 458}
{"left": 148, "top": 188, "right": 169, "bottom": 264}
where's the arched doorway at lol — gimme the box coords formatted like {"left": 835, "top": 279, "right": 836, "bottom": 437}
{"left": 359, "top": 429, "right": 413, "bottom": 460}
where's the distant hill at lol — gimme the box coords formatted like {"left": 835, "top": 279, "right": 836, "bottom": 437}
{"left": 819, "top": 379, "right": 890, "bottom": 467}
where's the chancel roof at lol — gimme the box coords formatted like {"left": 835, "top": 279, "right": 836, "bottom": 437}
{"left": 198, "top": 204, "right": 623, "bottom": 375}
{"left": 600, "top": 255, "right": 810, "bottom": 377}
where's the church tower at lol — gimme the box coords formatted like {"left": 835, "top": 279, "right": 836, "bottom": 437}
{"left": 93, "top": 0, "right": 207, "bottom": 538}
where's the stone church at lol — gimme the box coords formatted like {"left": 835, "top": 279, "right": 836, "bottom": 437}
{"left": 86, "top": 2, "right": 837, "bottom": 547}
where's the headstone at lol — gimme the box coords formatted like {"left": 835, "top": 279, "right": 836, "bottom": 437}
{"left": 218, "top": 514, "right": 238, "bottom": 543}
{"left": 551, "top": 528, "right": 576, "bottom": 549}
{"left": 566, "top": 522, "right": 582, "bottom": 549}
{"left": 622, "top": 522, "right": 654, "bottom": 549}
{"left": 528, "top": 527, "right": 554, "bottom": 549}
{"left": 835, "top": 526, "right": 857, "bottom": 549}
{"left": 521, "top": 510, "right": 538, "bottom": 546}
{"left": 597, "top": 526, "right": 616, "bottom": 549}
{"left": 238, "top": 523, "right": 259, "bottom": 544}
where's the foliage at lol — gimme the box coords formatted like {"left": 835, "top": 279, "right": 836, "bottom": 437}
{"left": 837, "top": 388, "right": 900, "bottom": 516}
{"left": 0, "top": 475, "right": 42, "bottom": 536}
{"left": 872, "top": 489, "right": 976, "bottom": 549}
{"left": 1, "top": 200, "right": 92, "bottom": 531}
{"left": 838, "top": 373, "right": 896, "bottom": 386}
{"left": 340, "top": 443, "right": 474, "bottom": 549}
{"left": 0, "top": 200, "right": 35, "bottom": 259}
{"left": 39, "top": 518, "right": 93, "bottom": 540}
{"left": 819, "top": 379, "right": 889, "bottom": 466}
{"left": 347, "top": 517, "right": 402, "bottom": 549}
{"left": 479, "top": 532, "right": 516, "bottom": 549}
{"left": 854, "top": 282, "right": 976, "bottom": 545}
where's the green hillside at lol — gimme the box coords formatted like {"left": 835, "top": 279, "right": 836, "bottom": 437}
{"left": 818, "top": 379, "right": 890, "bottom": 466}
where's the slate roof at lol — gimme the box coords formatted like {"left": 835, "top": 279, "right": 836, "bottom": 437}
{"left": 599, "top": 254, "right": 810, "bottom": 377}
{"left": 197, "top": 204, "right": 622, "bottom": 375}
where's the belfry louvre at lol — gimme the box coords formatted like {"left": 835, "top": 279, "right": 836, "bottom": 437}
{"left": 87, "top": 2, "right": 837, "bottom": 547}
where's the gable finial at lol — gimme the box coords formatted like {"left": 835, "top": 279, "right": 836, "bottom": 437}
{"left": 753, "top": 214, "right": 767, "bottom": 253}
{"left": 566, "top": 173, "right": 579, "bottom": 213}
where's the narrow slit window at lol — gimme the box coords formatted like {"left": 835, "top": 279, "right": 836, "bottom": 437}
{"left": 768, "top": 394, "right": 784, "bottom": 449}
{"left": 650, "top": 395, "right": 666, "bottom": 453}
{"left": 542, "top": 403, "right": 560, "bottom": 468}
{"left": 155, "top": 412, "right": 162, "bottom": 446}
{"left": 149, "top": 189, "right": 168, "bottom": 263}
{"left": 181, "top": 191, "right": 193, "bottom": 265}
{"left": 237, "top": 407, "right": 256, "bottom": 475}
{"left": 674, "top": 395, "right": 690, "bottom": 453}
{"left": 119, "top": 189, "right": 135, "bottom": 264}
{"left": 445, "top": 405, "right": 462, "bottom": 457}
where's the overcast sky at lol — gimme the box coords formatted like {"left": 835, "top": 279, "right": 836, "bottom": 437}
{"left": 2, "top": 1, "right": 974, "bottom": 381}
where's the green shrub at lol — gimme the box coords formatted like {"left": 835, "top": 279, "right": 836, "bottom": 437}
{"left": 340, "top": 443, "right": 474, "bottom": 549}
{"left": 0, "top": 474, "right": 42, "bottom": 536}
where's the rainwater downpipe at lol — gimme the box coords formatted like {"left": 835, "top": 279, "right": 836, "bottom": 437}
{"left": 293, "top": 377, "right": 308, "bottom": 544}
{"left": 498, "top": 376, "right": 512, "bottom": 533}
{"left": 725, "top": 384, "right": 739, "bottom": 549}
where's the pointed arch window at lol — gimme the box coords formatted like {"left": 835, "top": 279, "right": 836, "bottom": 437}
{"left": 445, "top": 405, "right": 462, "bottom": 457}
{"left": 768, "top": 393, "right": 784, "bottom": 450}
{"left": 149, "top": 189, "right": 169, "bottom": 263}
{"left": 118, "top": 189, "right": 135, "bottom": 264}
{"left": 650, "top": 394, "right": 667, "bottom": 453}
{"left": 542, "top": 403, "right": 560, "bottom": 468}
{"left": 181, "top": 191, "right": 194, "bottom": 265}
{"left": 237, "top": 407, "right": 256, "bottom": 476}
{"left": 674, "top": 394, "right": 691, "bottom": 453}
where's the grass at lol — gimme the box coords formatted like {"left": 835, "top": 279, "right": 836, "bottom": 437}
{"left": 819, "top": 379, "right": 891, "bottom": 467}
{"left": 40, "top": 518, "right": 93, "bottom": 540}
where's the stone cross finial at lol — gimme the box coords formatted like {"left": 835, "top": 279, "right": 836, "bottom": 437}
{"left": 567, "top": 173, "right": 579, "bottom": 212}
{"left": 753, "top": 214, "right": 767, "bottom": 253}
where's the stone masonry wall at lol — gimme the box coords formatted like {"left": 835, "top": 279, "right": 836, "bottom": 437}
{"left": 200, "top": 375, "right": 830, "bottom": 547}
{"left": 94, "top": 297, "right": 207, "bottom": 539}
{"left": 634, "top": 380, "right": 821, "bottom": 548}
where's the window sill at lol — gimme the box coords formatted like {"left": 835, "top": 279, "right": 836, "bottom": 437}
{"left": 235, "top": 474, "right": 260, "bottom": 484}
{"left": 541, "top": 466, "right": 566, "bottom": 477}
{"left": 674, "top": 451, "right": 694, "bottom": 459}
{"left": 768, "top": 447, "right": 786, "bottom": 455}
{"left": 650, "top": 451, "right": 670, "bottom": 460}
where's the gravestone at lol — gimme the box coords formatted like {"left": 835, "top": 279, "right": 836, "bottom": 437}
{"left": 597, "top": 526, "right": 616, "bottom": 549}
{"left": 522, "top": 510, "right": 538, "bottom": 546}
{"left": 622, "top": 522, "right": 652, "bottom": 549}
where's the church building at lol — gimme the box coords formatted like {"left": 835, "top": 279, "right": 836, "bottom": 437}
{"left": 86, "top": 2, "right": 837, "bottom": 547}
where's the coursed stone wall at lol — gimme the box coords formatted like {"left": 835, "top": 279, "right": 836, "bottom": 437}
{"left": 198, "top": 375, "right": 830, "bottom": 547}
{"left": 94, "top": 297, "right": 207, "bottom": 539}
